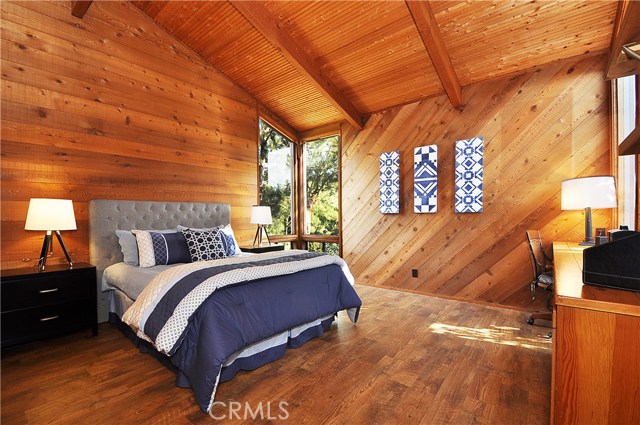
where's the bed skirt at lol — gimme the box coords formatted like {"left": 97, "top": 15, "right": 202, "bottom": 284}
{"left": 108, "top": 289, "right": 336, "bottom": 387}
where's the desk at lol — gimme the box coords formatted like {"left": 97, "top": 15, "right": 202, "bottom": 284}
{"left": 552, "top": 242, "right": 640, "bottom": 425}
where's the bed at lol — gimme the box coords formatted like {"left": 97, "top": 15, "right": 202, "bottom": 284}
{"left": 88, "top": 199, "right": 361, "bottom": 412}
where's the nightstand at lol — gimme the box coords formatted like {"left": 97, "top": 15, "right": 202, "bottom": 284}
{"left": 240, "top": 244, "right": 285, "bottom": 253}
{"left": 1, "top": 262, "right": 97, "bottom": 349}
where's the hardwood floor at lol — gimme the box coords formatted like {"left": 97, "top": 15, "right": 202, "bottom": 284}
{"left": 1, "top": 285, "right": 551, "bottom": 425}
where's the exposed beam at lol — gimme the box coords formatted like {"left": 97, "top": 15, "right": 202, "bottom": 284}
{"left": 229, "top": 1, "right": 364, "bottom": 130}
{"left": 605, "top": 0, "right": 640, "bottom": 80}
{"left": 618, "top": 125, "right": 640, "bottom": 156}
{"left": 70, "top": 1, "right": 93, "bottom": 19}
{"left": 406, "top": 0, "right": 463, "bottom": 108}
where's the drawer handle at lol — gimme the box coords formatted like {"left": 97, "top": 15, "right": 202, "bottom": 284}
{"left": 40, "top": 315, "right": 59, "bottom": 322}
{"left": 39, "top": 288, "right": 59, "bottom": 294}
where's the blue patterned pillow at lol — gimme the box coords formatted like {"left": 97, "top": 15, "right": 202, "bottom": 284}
{"left": 180, "top": 228, "right": 228, "bottom": 262}
{"left": 132, "top": 230, "right": 191, "bottom": 267}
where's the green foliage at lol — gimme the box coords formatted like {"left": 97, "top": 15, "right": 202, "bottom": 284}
{"left": 259, "top": 120, "right": 293, "bottom": 235}
{"left": 308, "top": 242, "right": 339, "bottom": 256}
{"left": 305, "top": 136, "right": 339, "bottom": 236}
{"left": 258, "top": 121, "right": 340, "bottom": 248}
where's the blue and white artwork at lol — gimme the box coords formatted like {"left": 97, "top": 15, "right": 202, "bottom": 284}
{"left": 455, "top": 136, "right": 484, "bottom": 213}
{"left": 414, "top": 145, "right": 438, "bottom": 213}
{"left": 380, "top": 150, "right": 400, "bottom": 214}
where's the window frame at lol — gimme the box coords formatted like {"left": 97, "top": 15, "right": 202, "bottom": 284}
{"left": 298, "top": 135, "right": 341, "bottom": 255}
{"left": 257, "top": 117, "right": 342, "bottom": 255}
{"left": 611, "top": 75, "right": 639, "bottom": 230}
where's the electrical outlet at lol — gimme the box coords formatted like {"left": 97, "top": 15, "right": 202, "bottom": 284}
{"left": 411, "top": 269, "right": 418, "bottom": 278}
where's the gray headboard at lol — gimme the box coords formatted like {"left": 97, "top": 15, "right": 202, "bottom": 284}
{"left": 89, "top": 199, "right": 231, "bottom": 322}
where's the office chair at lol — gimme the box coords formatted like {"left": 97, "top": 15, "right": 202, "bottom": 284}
{"left": 525, "top": 230, "right": 554, "bottom": 325}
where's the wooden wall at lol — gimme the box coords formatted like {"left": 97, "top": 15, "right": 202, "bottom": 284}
{"left": 341, "top": 55, "right": 612, "bottom": 309}
{"left": 1, "top": 1, "right": 259, "bottom": 270}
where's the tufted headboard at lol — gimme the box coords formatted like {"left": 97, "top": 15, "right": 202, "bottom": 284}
{"left": 89, "top": 199, "right": 230, "bottom": 322}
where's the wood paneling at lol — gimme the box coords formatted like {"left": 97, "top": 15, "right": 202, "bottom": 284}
{"left": 133, "top": 1, "right": 616, "bottom": 132}
{"left": 341, "top": 55, "right": 612, "bottom": 310}
{"left": 0, "top": 1, "right": 260, "bottom": 270}
{"left": 1, "top": 285, "right": 551, "bottom": 424}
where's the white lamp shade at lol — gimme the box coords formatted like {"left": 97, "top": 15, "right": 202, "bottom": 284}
{"left": 561, "top": 176, "right": 617, "bottom": 210}
{"left": 25, "top": 198, "right": 77, "bottom": 231}
{"left": 250, "top": 205, "right": 272, "bottom": 225}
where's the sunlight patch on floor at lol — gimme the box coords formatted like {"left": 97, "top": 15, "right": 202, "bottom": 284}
{"left": 428, "top": 322, "right": 551, "bottom": 351}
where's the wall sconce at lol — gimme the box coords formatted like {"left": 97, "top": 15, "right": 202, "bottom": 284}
{"left": 25, "top": 198, "right": 77, "bottom": 271}
{"left": 250, "top": 205, "right": 272, "bottom": 247}
{"left": 561, "top": 176, "right": 617, "bottom": 246}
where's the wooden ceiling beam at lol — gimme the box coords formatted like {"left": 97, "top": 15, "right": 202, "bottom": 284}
{"left": 605, "top": 0, "right": 640, "bottom": 80}
{"left": 618, "top": 126, "right": 640, "bottom": 156}
{"left": 406, "top": 0, "right": 463, "bottom": 108}
{"left": 70, "top": 1, "right": 93, "bottom": 19}
{"left": 229, "top": 0, "right": 365, "bottom": 130}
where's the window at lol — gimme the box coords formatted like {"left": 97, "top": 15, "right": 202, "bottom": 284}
{"left": 257, "top": 119, "right": 342, "bottom": 255}
{"left": 258, "top": 119, "right": 294, "bottom": 236}
{"left": 303, "top": 135, "right": 340, "bottom": 255}
{"left": 303, "top": 136, "right": 339, "bottom": 236}
{"left": 614, "top": 76, "right": 637, "bottom": 230}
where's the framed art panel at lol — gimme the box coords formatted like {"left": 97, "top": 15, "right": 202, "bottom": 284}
{"left": 380, "top": 150, "right": 400, "bottom": 214}
{"left": 454, "top": 137, "right": 484, "bottom": 213}
{"left": 414, "top": 145, "right": 438, "bottom": 213}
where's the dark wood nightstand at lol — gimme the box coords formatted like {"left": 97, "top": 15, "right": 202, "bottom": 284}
{"left": 1, "top": 262, "right": 97, "bottom": 349}
{"left": 240, "top": 244, "right": 285, "bottom": 253}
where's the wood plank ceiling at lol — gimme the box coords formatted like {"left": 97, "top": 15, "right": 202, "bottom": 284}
{"left": 131, "top": 1, "right": 617, "bottom": 133}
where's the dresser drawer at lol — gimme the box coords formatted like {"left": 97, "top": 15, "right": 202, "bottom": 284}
{"left": 1, "top": 301, "right": 95, "bottom": 347}
{"left": 1, "top": 271, "right": 94, "bottom": 311}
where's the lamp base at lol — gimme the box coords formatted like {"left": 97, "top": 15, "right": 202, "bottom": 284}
{"left": 252, "top": 225, "right": 272, "bottom": 247}
{"left": 36, "top": 230, "right": 73, "bottom": 272}
{"left": 579, "top": 240, "right": 595, "bottom": 246}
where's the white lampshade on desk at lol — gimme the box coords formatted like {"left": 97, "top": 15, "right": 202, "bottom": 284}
{"left": 561, "top": 176, "right": 617, "bottom": 245}
{"left": 25, "top": 198, "right": 77, "bottom": 271}
{"left": 250, "top": 205, "right": 272, "bottom": 246}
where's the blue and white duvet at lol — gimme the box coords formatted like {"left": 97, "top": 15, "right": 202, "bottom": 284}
{"left": 123, "top": 250, "right": 361, "bottom": 412}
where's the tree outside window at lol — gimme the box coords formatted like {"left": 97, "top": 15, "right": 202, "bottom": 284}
{"left": 258, "top": 119, "right": 294, "bottom": 236}
{"left": 303, "top": 136, "right": 339, "bottom": 236}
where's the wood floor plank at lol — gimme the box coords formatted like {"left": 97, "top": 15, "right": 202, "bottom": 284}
{"left": 1, "top": 285, "right": 551, "bottom": 424}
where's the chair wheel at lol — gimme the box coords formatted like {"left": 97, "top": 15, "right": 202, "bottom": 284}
{"left": 527, "top": 318, "right": 535, "bottom": 325}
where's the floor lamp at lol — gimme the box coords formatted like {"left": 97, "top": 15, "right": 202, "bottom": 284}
{"left": 561, "top": 176, "right": 617, "bottom": 246}
{"left": 25, "top": 198, "right": 77, "bottom": 271}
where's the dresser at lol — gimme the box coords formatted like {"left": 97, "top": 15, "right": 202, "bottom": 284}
{"left": 551, "top": 242, "right": 640, "bottom": 425}
{"left": 1, "top": 263, "right": 97, "bottom": 349}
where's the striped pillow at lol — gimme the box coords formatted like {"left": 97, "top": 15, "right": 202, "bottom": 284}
{"left": 132, "top": 230, "right": 191, "bottom": 267}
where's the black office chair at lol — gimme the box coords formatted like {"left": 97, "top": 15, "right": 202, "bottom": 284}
{"left": 525, "top": 230, "right": 554, "bottom": 325}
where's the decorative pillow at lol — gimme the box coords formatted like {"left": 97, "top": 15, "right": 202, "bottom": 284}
{"left": 177, "top": 224, "right": 240, "bottom": 256}
{"left": 116, "top": 229, "right": 176, "bottom": 266}
{"left": 131, "top": 230, "right": 191, "bottom": 267}
{"left": 180, "top": 228, "right": 228, "bottom": 262}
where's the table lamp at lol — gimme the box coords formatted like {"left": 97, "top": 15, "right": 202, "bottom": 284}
{"left": 25, "top": 198, "right": 77, "bottom": 271}
{"left": 561, "top": 176, "right": 617, "bottom": 246}
{"left": 250, "top": 205, "right": 272, "bottom": 247}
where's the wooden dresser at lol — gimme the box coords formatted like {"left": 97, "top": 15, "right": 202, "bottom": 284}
{"left": 551, "top": 242, "right": 640, "bottom": 425}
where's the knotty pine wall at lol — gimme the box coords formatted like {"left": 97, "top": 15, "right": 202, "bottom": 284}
{"left": 341, "top": 55, "right": 612, "bottom": 309}
{"left": 1, "top": 1, "right": 260, "bottom": 270}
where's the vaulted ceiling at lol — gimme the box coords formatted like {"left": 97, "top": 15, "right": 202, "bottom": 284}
{"left": 130, "top": 0, "right": 618, "bottom": 134}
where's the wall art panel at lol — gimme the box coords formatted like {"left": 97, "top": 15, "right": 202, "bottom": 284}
{"left": 380, "top": 150, "right": 400, "bottom": 214}
{"left": 454, "top": 137, "right": 484, "bottom": 213}
{"left": 414, "top": 145, "right": 438, "bottom": 213}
